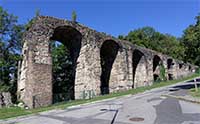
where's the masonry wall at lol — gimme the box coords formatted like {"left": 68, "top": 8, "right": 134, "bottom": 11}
{"left": 111, "top": 48, "right": 133, "bottom": 92}
{"left": 134, "top": 56, "right": 148, "bottom": 88}
{"left": 18, "top": 16, "right": 198, "bottom": 108}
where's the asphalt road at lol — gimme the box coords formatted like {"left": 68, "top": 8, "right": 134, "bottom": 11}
{"left": 1, "top": 79, "right": 200, "bottom": 124}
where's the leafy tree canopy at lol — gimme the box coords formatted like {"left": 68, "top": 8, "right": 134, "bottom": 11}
{"left": 119, "top": 26, "right": 185, "bottom": 60}
{"left": 0, "top": 6, "right": 24, "bottom": 102}
{"left": 181, "top": 14, "right": 200, "bottom": 66}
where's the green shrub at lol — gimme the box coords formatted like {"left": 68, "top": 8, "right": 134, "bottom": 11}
{"left": 0, "top": 84, "right": 10, "bottom": 92}
{"left": 159, "top": 64, "right": 167, "bottom": 81}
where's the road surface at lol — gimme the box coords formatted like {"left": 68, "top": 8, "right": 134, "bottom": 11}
{"left": 1, "top": 79, "right": 200, "bottom": 124}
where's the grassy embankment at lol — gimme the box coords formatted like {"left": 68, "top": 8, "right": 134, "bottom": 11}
{"left": 0, "top": 73, "right": 200, "bottom": 119}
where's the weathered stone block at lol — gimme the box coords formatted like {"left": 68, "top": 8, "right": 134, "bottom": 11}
{"left": 0, "top": 92, "right": 13, "bottom": 108}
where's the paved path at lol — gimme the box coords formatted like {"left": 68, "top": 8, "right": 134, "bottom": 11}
{"left": 1, "top": 79, "right": 200, "bottom": 124}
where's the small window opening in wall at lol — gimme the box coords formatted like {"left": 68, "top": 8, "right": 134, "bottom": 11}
{"left": 179, "top": 63, "right": 183, "bottom": 69}
{"left": 167, "top": 59, "right": 173, "bottom": 69}
{"left": 23, "top": 50, "right": 27, "bottom": 55}
{"left": 168, "top": 74, "right": 173, "bottom": 80}
{"left": 189, "top": 65, "right": 191, "bottom": 70}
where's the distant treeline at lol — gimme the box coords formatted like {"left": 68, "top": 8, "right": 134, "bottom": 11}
{"left": 118, "top": 15, "right": 200, "bottom": 66}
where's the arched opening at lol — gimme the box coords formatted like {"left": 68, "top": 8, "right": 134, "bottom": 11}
{"left": 100, "top": 40, "right": 119, "bottom": 95}
{"left": 168, "top": 74, "right": 173, "bottom": 80}
{"left": 132, "top": 49, "right": 146, "bottom": 88}
{"left": 153, "top": 55, "right": 161, "bottom": 81}
{"left": 167, "top": 59, "right": 173, "bottom": 69}
{"left": 153, "top": 74, "right": 159, "bottom": 81}
{"left": 50, "top": 26, "right": 82, "bottom": 103}
{"left": 189, "top": 65, "right": 191, "bottom": 70}
{"left": 153, "top": 55, "right": 161, "bottom": 72}
{"left": 179, "top": 63, "right": 183, "bottom": 69}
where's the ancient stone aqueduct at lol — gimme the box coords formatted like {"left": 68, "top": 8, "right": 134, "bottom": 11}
{"left": 17, "top": 16, "right": 197, "bottom": 108}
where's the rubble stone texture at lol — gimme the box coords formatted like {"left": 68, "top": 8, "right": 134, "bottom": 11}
{"left": 2, "top": 92, "right": 12, "bottom": 107}
{"left": 0, "top": 92, "right": 13, "bottom": 108}
{"left": 17, "top": 16, "right": 198, "bottom": 108}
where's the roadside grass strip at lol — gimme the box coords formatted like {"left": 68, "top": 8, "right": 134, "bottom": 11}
{"left": 0, "top": 73, "right": 200, "bottom": 120}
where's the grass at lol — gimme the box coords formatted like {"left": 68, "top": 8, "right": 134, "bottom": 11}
{"left": 0, "top": 73, "right": 200, "bottom": 120}
{"left": 190, "top": 88, "right": 200, "bottom": 98}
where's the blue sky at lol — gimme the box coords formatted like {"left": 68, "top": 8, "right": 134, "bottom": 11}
{"left": 1, "top": 0, "right": 199, "bottom": 37}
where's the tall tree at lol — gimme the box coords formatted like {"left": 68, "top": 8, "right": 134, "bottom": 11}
{"left": 51, "top": 41, "right": 74, "bottom": 103}
{"left": 0, "top": 6, "right": 24, "bottom": 102}
{"left": 119, "top": 26, "right": 185, "bottom": 60}
{"left": 182, "top": 14, "right": 200, "bottom": 66}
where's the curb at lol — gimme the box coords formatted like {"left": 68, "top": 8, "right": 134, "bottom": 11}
{"left": 67, "top": 94, "right": 133, "bottom": 109}
{"left": 163, "top": 94, "right": 200, "bottom": 104}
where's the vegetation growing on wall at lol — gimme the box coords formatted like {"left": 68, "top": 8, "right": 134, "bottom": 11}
{"left": 72, "top": 10, "right": 77, "bottom": 22}
{"left": 159, "top": 64, "right": 167, "bottom": 81}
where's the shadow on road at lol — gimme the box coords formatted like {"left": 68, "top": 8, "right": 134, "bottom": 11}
{"left": 172, "top": 84, "right": 200, "bottom": 90}
{"left": 186, "top": 78, "right": 200, "bottom": 83}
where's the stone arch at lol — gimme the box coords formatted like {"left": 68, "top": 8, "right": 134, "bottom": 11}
{"left": 50, "top": 26, "right": 82, "bottom": 102}
{"left": 132, "top": 49, "right": 148, "bottom": 88}
{"left": 17, "top": 16, "right": 196, "bottom": 108}
{"left": 179, "top": 63, "right": 183, "bottom": 69}
{"left": 100, "top": 40, "right": 119, "bottom": 95}
{"left": 167, "top": 58, "right": 173, "bottom": 69}
{"left": 189, "top": 65, "right": 192, "bottom": 71}
{"left": 167, "top": 58, "right": 174, "bottom": 80}
{"left": 153, "top": 55, "right": 162, "bottom": 81}
{"left": 168, "top": 74, "right": 173, "bottom": 80}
